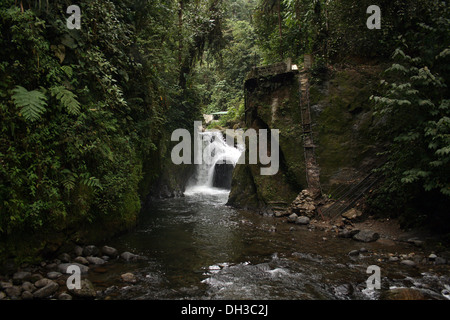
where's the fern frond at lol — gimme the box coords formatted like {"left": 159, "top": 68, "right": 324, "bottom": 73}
{"left": 11, "top": 86, "right": 47, "bottom": 122}
{"left": 50, "top": 86, "right": 81, "bottom": 115}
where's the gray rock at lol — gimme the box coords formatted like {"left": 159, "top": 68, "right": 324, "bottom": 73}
{"left": 121, "top": 272, "right": 137, "bottom": 283}
{"left": 83, "top": 245, "right": 99, "bottom": 257}
{"left": 120, "top": 252, "right": 139, "bottom": 261}
{"left": 47, "top": 271, "right": 62, "bottom": 280}
{"left": 295, "top": 216, "right": 310, "bottom": 225}
{"left": 102, "top": 246, "right": 119, "bottom": 258}
{"left": 435, "top": 257, "right": 447, "bottom": 265}
{"left": 12, "top": 271, "right": 32, "bottom": 284}
{"left": 348, "top": 250, "right": 360, "bottom": 256}
{"left": 428, "top": 253, "right": 437, "bottom": 261}
{"left": 29, "top": 273, "right": 43, "bottom": 282}
{"left": 35, "top": 278, "right": 51, "bottom": 288}
{"left": 400, "top": 259, "right": 416, "bottom": 267}
{"left": 338, "top": 229, "right": 360, "bottom": 238}
{"left": 33, "top": 280, "right": 59, "bottom": 299}
{"left": 86, "top": 256, "right": 105, "bottom": 265}
{"left": 58, "top": 262, "right": 89, "bottom": 275}
{"left": 74, "top": 256, "right": 89, "bottom": 265}
{"left": 359, "top": 248, "right": 368, "bottom": 253}
{"left": 5, "top": 285, "right": 22, "bottom": 298}
{"left": 58, "top": 292, "right": 72, "bottom": 300}
{"left": 287, "top": 213, "right": 298, "bottom": 223}
{"left": 21, "top": 290, "right": 33, "bottom": 300}
{"left": 389, "top": 256, "right": 399, "bottom": 262}
{"left": 0, "top": 281, "right": 13, "bottom": 290}
{"left": 353, "top": 230, "right": 379, "bottom": 243}
{"left": 69, "top": 279, "right": 96, "bottom": 299}
{"left": 21, "top": 281, "right": 36, "bottom": 292}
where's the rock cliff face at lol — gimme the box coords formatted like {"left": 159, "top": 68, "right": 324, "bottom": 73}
{"left": 227, "top": 64, "right": 385, "bottom": 214}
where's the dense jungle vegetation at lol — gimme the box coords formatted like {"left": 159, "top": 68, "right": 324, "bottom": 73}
{"left": 0, "top": 0, "right": 449, "bottom": 261}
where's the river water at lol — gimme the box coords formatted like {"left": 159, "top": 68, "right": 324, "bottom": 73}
{"left": 88, "top": 187, "right": 450, "bottom": 300}
{"left": 86, "top": 130, "right": 450, "bottom": 300}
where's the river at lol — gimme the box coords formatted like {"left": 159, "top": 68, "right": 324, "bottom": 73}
{"left": 86, "top": 130, "right": 450, "bottom": 300}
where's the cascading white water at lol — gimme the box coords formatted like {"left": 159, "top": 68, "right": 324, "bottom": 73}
{"left": 185, "top": 130, "right": 243, "bottom": 195}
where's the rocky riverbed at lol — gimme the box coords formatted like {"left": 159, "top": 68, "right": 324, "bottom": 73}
{"left": 0, "top": 245, "right": 144, "bottom": 300}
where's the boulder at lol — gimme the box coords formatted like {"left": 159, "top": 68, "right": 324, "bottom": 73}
{"left": 21, "top": 281, "right": 36, "bottom": 292}
{"left": 21, "top": 290, "right": 33, "bottom": 300}
{"left": 58, "top": 292, "right": 73, "bottom": 300}
{"left": 102, "top": 246, "right": 119, "bottom": 258}
{"left": 12, "top": 271, "right": 32, "bottom": 284}
{"left": 70, "top": 279, "right": 96, "bottom": 299}
{"left": 287, "top": 213, "right": 298, "bottom": 223}
{"left": 342, "top": 208, "right": 362, "bottom": 220}
{"left": 120, "top": 252, "right": 139, "bottom": 261}
{"left": 47, "top": 271, "right": 62, "bottom": 280}
{"left": 32, "top": 280, "right": 59, "bottom": 299}
{"left": 400, "top": 260, "right": 416, "bottom": 267}
{"left": 352, "top": 230, "right": 379, "bottom": 243}
{"left": 121, "top": 273, "right": 137, "bottom": 283}
{"left": 5, "top": 285, "right": 22, "bottom": 298}
{"left": 74, "top": 256, "right": 89, "bottom": 265}
{"left": 82, "top": 245, "right": 99, "bottom": 257}
{"left": 74, "top": 245, "right": 84, "bottom": 257}
{"left": 295, "top": 216, "right": 310, "bottom": 225}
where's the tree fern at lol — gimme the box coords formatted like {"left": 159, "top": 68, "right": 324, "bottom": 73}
{"left": 50, "top": 86, "right": 81, "bottom": 115}
{"left": 11, "top": 86, "right": 47, "bottom": 122}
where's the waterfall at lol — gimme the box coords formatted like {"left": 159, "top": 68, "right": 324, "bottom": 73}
{"left": 185, "top": 130, "right": 243, "bottom": 195}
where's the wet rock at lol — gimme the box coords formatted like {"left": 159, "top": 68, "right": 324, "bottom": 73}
{"left": 47, "top": 271, "right": 62, "bottom": 280}
{"left": 359, "top": 248, "right": 368, "bottom": 253}
{"left": 435, "top": 257, "right": 447, "bottom": 265}
{"left": 400, "top": 260, "right": 416, "bottom": 267}
{"left": 102, "top": 246, "right": 118, "bottom": 258}
{"left": 428, "top": 253, "right": 437, "bottom": 261}
{"left": 295, "top": 216, "right": 310, "bottom": 225}
{"left": 5, "top": 285, "right": 22, "bottom": 298}
{"left": 32, "top": 280, "right": 59, "bottom": 299}
{"left": 12, "top": 271, "right": 32, "bottom": 284}
{"left": 21, "top": 290, "right": 33, "bottom": 300}
{"left": 120, "top": 252, "right": 139, "bottom": 261}
{"left": 22, "top": 281, "right": 36, "bottom": 292}
{"left": 86, "top": 256, "right": 105, "bottom": 265}
{"left": 29, "top": 273, "right": 43, "bottom": 283}
{"left": 70, "top": 279, "right": 96, "bottom": 299}
{"left": 0, "top": 281, "right": 13, "bottom": 290}
{"left": 83, "top": 245, "right": 99, "bottom": 257}
{"left": 58, "top": 292, "right": 72, "bottom": 300}
{"left": 338, "top": 229, "right": 360, "bottom": 238}
{"left": 121, "top": 273, "right": 137, "bottom": 283}
{"left": 0, "top": 292, "right": 6, "bottom": 300}
{"left": 34, "top": 278, "right": 51, "bottom": 288}
{"left": 58, "top": 262, "right": 89, "bottom": 275}
{"left": 348, "top": 250, "right": 360, "bottom": 256}
{"left": 353, "top": 230, "right": 379, "bottom": 243}
{"left": 406, "top": 238, "right": 424, "bottom": 247}
{"left": 74, "top": 256, "right": 89, "bottom": 265}
{"left": 287, "top": 213, "right": 298, "bottom": 223}
{"left": 389, "top": 256, "right": 399, "bottom": 262}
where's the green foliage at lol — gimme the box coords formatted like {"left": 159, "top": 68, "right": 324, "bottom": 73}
{"left": 11, "top": 86, "right": 47, "bottom": 121}
{"left": 368, "top": 1, "right": 450, "bottom": 228}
